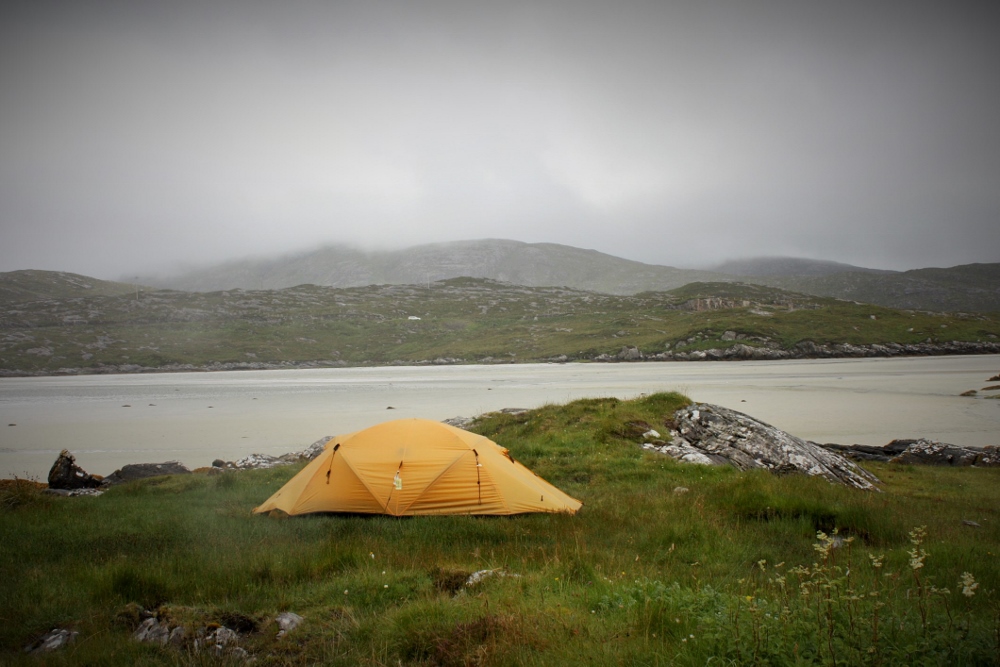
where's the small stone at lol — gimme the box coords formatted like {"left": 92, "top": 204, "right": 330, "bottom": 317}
{"left": 275, "top": 611, "right": 303, "bottom": 638}
{"left": 963, "top": 520, "right": 981, "bottom": 528}
{"left": 672, "top": 486, "right": 690, "bottom": 495}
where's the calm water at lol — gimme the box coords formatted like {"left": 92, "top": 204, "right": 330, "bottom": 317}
{"left": 2, "top": 355, "right": 998, "bottom": 479}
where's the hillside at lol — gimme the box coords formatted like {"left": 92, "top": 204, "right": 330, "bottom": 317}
{"left": 753, "top": 263, "right": 1000, "bottom": 313}
{"left": 0, "top": 270, "right": 136, "bottom": 302}
{"left": 138, "top": 240, "right": 1000, "bottom": 312}
{"left": 711, "top": 256, "right": 891, "bottom": 277}
{"left": 140, "top": 240, "right": 730, "bottom": 295}
{"left": 1, "top": 276, "right": 997, "bottom": 375}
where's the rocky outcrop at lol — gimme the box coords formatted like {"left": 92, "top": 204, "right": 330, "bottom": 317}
{"left": 823, "top": 439, "right": 1000, "bottom": 466}
{"left": 102, "top": 461, "right": 191, "bottom": 486}
{"left": 644, "top": 404, "right": 880, "bottom": 490}
{"left": 634, "top": 340, "right": 1000, "bottom": 363}
{"left": 212, "top": 436, "right": 332, "bottom": 470}
{"left": 23, "top": 628, "right": 78, "bottom": 654}
{"left": 47, "top": 450, "right": 102, "bottom": 490}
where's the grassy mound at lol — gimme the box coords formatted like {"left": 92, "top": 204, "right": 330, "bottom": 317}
{"left": 2, "top": 393, "right": 998, "bottom": 664}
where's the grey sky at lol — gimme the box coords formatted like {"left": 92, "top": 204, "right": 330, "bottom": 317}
{"left": 2, "top": 0, "right": 998, "bottom": 279}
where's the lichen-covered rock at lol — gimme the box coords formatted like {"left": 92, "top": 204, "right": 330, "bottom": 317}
{"left": 658, "top": 404, "right": 879, "bottom": 490}
{"left": 822, "top": 440, "right": 1000, "bottom": 467}
{"left": 47, "top": 450, "right": 102, "bottom": 490}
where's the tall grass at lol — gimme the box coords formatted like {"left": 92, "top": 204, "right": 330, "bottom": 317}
{"left": 2, "top": 393, "right": 998, "bottom": 664}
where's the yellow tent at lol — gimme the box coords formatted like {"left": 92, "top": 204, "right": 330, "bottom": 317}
{"left": 253, "top": 419, "right": 582, "bottom": 516}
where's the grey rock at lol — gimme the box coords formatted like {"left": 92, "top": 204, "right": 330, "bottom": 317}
{"left": 134, "top": 617, "right": 170, "bottom": 645}
{"left": 25, "top": 628, "right": 78, "bottom": 653}
{"left": 822, "top": 441, "right": 1000, "bottom": 467}
{"left": 617, "top": 346, "right": 642, "bottom": 361}
{"left": 275, "top": 611, "right": 303, "bottom": 638}
{"left": 47, "top": 449, "right": 102, "bottom": 490}
{"left": 103, "top": 461, "right": 191, "bottom": 486}
{"left": 443, "top": 416, "right": 476, "bottom": 429}
{"left": 43, "top": 487, "right": 103, "bottom": 497}
{"left": 657, "top": 404, "right": 879, "bottom": 490}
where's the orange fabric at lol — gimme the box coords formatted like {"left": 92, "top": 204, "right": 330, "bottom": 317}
{"left": 253, "top": 419, "right": 582, "bottom": 516}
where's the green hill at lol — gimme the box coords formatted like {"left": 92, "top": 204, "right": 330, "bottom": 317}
{"left": 1, "top": 276, "right": 997, "bottom": 375}
{"left": 0, "top": 270, "right": 137, "bottom": 302}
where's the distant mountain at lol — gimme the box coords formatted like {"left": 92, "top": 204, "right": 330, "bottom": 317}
{"left": 712, "top": 257, "right": 893, "bottom": 277}
{"left": 0, "top": 270, "right": 137, "bottom": 302}
{"left": 141, "top": 240, "right": 730, "bottom": 295}
{"left": 751, "top": 263, "right": 1000, "bottom": 313}
{"left": 136, "top": 240, "right": 1000, "bottom": 313}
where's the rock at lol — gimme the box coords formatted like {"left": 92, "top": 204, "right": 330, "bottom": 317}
{"left": 642, "top": 429, "right": 661, "bottom": 439}
{"left": 465, "top": 569, "right": 520, "bottom": 586}
{"left": 443, "top": 416, "right": 476, "bottom": 429}
{"left": 672, "top": 486, "right": 690, "bottom": 495}
{"left": 47, "top": 450, "right": 102, "bottom": 490}
{"left": 25, "top": 628, "right": 78, "bottom": 653}
{"left": 821, "top": 441, "right": 1000, "bottom": 467}
{"left": 212, "top": 459, "right": 226, "bottom": 468}
{"left": 275, "top": 611, "right": 303, "bottom": 638}
{"left": 296, "top": 435, "right": 333, "bottom": 460}
{"left": 656, "top": 404, "right": 880, "bottom": 490}
{"left": 617, "top": 346, "right": 642, "bottom": 361}
{"left": 890, "top": 439, "right": 987, "bottom": 466}
{"left": 963, "top": 520, "right": 981, "bottom": 528}
{"left": 102, "top": 461, "right": 191, "bottom": 486}
{"left": 43, "top": 487, "right": 104, "bottom": 497}
{"left": 644, "top": 441, "right": 724, "bottom": 466}
{"left": 134, "top": 617, "right": 170, "bottom": 645}
{"left": 989, "top": 374, "right": 1000, "bottom": 382}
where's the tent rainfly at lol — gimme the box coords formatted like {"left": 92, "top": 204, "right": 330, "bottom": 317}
{"left": 253, "top": 419, "right": 582, "bottom": 516}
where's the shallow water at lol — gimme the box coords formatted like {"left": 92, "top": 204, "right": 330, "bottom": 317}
{"left": 2, "top": 355, "right": 998, "bottom": 478}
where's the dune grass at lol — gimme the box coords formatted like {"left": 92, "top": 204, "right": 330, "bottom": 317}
{"left": 2, "top": 393, "right": 999, "bottom": 665}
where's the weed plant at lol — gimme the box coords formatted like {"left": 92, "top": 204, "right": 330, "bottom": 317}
{"left": 1, "top": 393, "right": 998, "bottom": 664}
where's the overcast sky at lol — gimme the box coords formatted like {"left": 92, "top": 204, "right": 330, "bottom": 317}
{"left": 2, "top": 0, "right": 998, "bottom": 279}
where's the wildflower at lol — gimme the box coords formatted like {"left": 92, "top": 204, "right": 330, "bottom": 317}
{"left": 868, "top": 553, "right": 884, "bottom": 569}
{"left": 384, "top": 584, "right": 389, "bottom": 589}
{"left": 960, "top": 572, "right": 979, "bottom": 598}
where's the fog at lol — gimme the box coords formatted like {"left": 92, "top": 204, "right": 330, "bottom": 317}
{"left": 2, "top": 1, "right": 998, "bottom": 279}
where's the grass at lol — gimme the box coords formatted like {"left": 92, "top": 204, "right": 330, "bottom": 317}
{"left": 2, "top": 393, "right": 999, "bottom": 664}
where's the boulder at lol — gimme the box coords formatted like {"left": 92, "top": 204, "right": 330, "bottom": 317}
{"left": 47, "top": 450, "right": 102, "bottom": 490}
{"left": 102, "top": 461, "right": 191, "bottom": 486}
{"left": 648, "top": 404, "right": 880, "bottom": 490}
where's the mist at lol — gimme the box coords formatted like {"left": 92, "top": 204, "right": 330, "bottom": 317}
{"left": 2, "top": 0, "right": 998, "bottom": 279}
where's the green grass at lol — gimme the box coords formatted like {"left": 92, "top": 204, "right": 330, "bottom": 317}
{"left": 2, "top": 393, "right": 1000, "bottom": 664}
